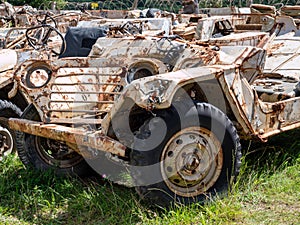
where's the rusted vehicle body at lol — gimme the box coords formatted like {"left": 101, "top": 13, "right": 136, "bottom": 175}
{"left": 1, "top": 5, "right": 300, "bottom": 207}
{"left": 0, "top": 21, "right": 67, "bottom": 160}
{"left": 172, "top": 4, "right": 276, "bottom": 40}
{"left": 0, "top": 12, "right": 181, "bottom": 164}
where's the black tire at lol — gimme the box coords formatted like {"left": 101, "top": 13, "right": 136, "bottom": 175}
{"left": 0, "top": 100, "right": 22, "bottom": 159}
{"left": 130, "top": 102, "right": 242, "bottom": 207}
{"left": 16, "top": 105, "right": 93, "bottom": 176}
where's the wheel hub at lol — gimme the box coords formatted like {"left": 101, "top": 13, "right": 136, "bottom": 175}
{"left": 183, "top": 153, "right": 200, "bottom": 171}
{"left": 35, "top": 136, "right": 83, "bottom": 168}
{"left": 161, "top": 127, "right": 223, "bottom": 197}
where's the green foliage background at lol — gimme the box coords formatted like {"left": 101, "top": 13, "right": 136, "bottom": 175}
{"left": 8, "top": 0, "right": 66, "bottom": 9}
{"left": 6, "top": 0, "right": 300, "bottom": 11}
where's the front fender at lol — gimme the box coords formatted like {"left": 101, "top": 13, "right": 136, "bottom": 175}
{"left": 126, "top": 66, "right": 220, "bottom": 109}
{"left": 0, "top": 49, "right": 17, "bottom": 90}
{"left": 108, "top": 66, "right": 221, "bottom": 120}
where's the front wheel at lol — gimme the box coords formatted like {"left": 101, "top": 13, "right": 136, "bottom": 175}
{"left": 130, "top": 102, "right": 242, "bottom": 207}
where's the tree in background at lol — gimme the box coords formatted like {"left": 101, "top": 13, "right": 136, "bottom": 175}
{"left": 8, "top": 0, "right": 66, "bottom": 9}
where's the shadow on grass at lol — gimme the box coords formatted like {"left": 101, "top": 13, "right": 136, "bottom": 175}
{"left": 0, "top": 129, "right": 299, "bottom": 224}
{"left": 0, "top": 158, "right": 142, "bottom": 225}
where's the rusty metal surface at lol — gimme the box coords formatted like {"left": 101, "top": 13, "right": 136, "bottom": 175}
{"left": 89, "top": 36, "right": 236, "bottom": 70}
{"left": 13, "top": 33, "right": 257, "bottom": 126}
{"left": 102, "top": 15, "right": 300, "bottom": 142}
{"left": 14, "top": 58, "right": 126, "bottom": 123}
{"left": 0, "top": 49, "right": 18, "bottom": 89}
{"left": 8, "top": 118, "right": 126, "bottom": 158}
{"left": 2, "top": 4, "right": 300, "bottom": 157}
{"left": 7, "top": 20, "right": 272, "bottom": 143}
{"left": 194, "top": 16, "right": 234, "bottom": 41}
{"left": 77, "top": 17, "right": 172, "bottom": 36}
{"left": 280, "top": 5, "right": 300, "bottom": 17}
{"left": 106, "top": 44, "right": 265, "bottom": 135}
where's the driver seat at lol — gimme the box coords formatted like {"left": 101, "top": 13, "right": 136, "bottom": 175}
{"left": 59, "top": 27, "right": 107, "bottom": 58}
{"left": 0, "top": 49, "right": 17, "bottom": 72}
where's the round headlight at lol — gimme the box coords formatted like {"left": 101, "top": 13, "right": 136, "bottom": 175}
{"left": 25, "top": 65, "right": 52, "bottom": 88}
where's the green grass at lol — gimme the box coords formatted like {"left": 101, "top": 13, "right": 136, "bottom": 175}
{"left": 0, "top": 130, "right": 299, "bottom": 225}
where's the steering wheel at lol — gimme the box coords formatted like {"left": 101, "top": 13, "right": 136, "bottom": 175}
{"left": 25, "top": 24, "right": 66, "bottom": 56}
{"left": 120, "top": 21, "right": 142, "bottom": 35}
{"left": 36, "top": 12, "right": 58, "bottom": 28}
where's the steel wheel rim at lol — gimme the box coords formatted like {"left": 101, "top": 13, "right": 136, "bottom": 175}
{"left": 35, "top": 136, "right": 83, "bottom": 168}
{"left": 161, "top": 126, "right": 223, "bottom": 197}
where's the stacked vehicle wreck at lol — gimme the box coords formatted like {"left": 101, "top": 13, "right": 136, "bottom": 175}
{"left": 1, "top": 3, "right": 300, "bottom": 207}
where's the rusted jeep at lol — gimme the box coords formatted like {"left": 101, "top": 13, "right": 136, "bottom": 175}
{"left": 0, "top": 18, "right": 68, "bottom": 160}
{"left": 1, "top": 7, "right": 300, "bottom": 207}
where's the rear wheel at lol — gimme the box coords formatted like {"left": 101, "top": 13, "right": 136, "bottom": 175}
{"left": 0, "top": 100, "right": 22, "bottom": 160}
{"left": 16, "top": 105, "right": 92, "bottom": 176}
{"left": 130, "top": 102, "right": 242, "bottom": 207}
